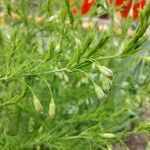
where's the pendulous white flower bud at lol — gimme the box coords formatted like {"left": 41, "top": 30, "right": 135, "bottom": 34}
{"left": 33, "top": 95, "right": 43, "bottom": 113}
{"left": 48, "top": 98, "right": 56, "bottom": 119}
{"left": 102, "top": 78, "right": 112, "bottom": 94}
{"left": 93, "top": 83, "right": 107, "bottom": 100}
{"left": 100, "top": 133, "right": 116, "bottom": 138}
{"left": 97, "top": 65, "right": 113, "bottom": 80}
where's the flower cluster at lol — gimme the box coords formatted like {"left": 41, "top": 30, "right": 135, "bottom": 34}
{"left": 70, "top": 0, "right": 146, "bottom": 20}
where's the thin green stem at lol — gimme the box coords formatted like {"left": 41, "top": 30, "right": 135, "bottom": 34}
{"left": 96, "top": 54, "right": 119, "bottom": 60}
{"left": 75, "top": 68, "right": 95, "bottom": 85}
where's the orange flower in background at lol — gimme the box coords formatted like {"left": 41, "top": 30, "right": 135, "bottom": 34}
{"left": 70, "top": 0, "right": 95, "bottom": 15}
{"left": 133, "top": 0, "right": 146, "bottom": 19}
{"left": 70, "top": 0, "right": 79, "bottom": 15}
{"left": 70, "top": 0, "right": 146, "bottom": 19}
{"left": 72, "top": 7, "right": 78, "bottom": 15}
{"left": 109, "top": 0, "right": 132, "bottom": 18}
{"left": 109, "top": 0, "right": 147, "bottom": 20}
{"left": 81, "top": 0, "right": 95, "bottom": 15}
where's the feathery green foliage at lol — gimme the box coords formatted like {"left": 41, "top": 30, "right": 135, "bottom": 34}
{"left": 0, "top": 0, "right": 150, "bottom": 149}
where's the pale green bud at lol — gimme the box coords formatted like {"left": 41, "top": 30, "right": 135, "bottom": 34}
{"left": 48, "top": 98, "right": 56, "bottom": 119}
{"left": 107, "top": 144, "right": 113, "bottom": 150}
{"left": 36, "top": 145, "right": 41, "bottom": 150}
{"left": 100, "top": 133, "right": 116, "bottom": 138}
{"left": 142, "top": 57, "right": 150, "bottom": 63}
{"left": 28, "top": 117, "right": 34, "bottom": 133}
{"left": 93, "top": 83, "right": 107, "bottom": 100}
{"left": 98, "top": 65, "right": 113, "bottom": 80}
{"left": 38, "top": 126, "right": 43, "bottom": 134}
{"left": 102, "top": 78, "right": 112, "bottom": 94}
{"left": 33, "top": 95, "right": 43, "bottom": 113}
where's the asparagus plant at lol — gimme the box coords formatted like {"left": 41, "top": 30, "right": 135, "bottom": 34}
{"left": 0, "top": 0, "right": 150, "bottom": 149}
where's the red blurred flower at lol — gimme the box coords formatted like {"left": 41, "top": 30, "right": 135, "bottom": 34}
{"left": 81, "top": 0, "right": 95, "bottom": 15}
{"left": 120, "top": 0, "right": 132, "bottom": 18}
{"left": 109, "top": 0, "right": 132, "bottom": 18}
{"left": 70, "top": 0, "right": 95, "bottom": 16}
{"left": 133, "top": 0, "right": 146, "bottom": 19}
{"left": 109, "top": 0, "right": 146, "bottom": 19}
{"left": 72, "top": 7, "right": 78, "bottom": 15}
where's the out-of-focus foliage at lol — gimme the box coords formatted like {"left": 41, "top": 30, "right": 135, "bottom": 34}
{"left": 0, "top": 0, "right": 150, "bottom": 149}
